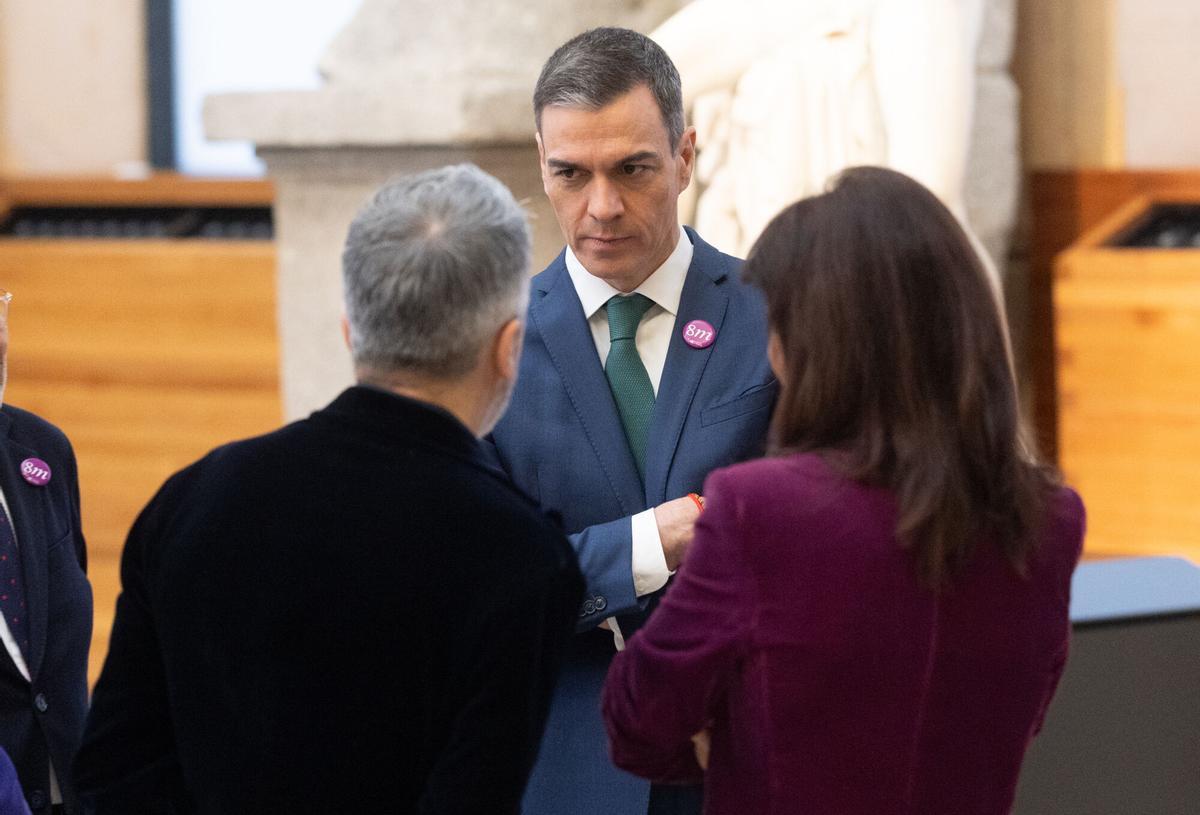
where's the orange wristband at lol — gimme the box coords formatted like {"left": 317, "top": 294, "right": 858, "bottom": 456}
{"left": 688, "top": 492, "right": 705, "bottom": 513}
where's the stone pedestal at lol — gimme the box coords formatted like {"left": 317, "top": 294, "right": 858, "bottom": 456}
{"left": 966, "top": 0, "right": 1020, "bottom": 269}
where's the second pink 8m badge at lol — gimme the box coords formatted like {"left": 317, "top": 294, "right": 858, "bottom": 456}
{"left": 682, "top": 320, "right": 715, "bottom": 349}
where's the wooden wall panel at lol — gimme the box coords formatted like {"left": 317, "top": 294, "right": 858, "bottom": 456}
{"left": 1027, "top": 169, "right": 1200, "bottom": 461}
{"left": 0, "top": 174, "right": 274, "bottom": 212}
{"left": 0, "top": 239, "right": 281, "bottom": 684}
{"left": 1055, "top": 197, "right": 1200, "bottom": 563}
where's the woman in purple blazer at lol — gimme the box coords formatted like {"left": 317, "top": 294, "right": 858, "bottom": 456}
{"left": 602, "top": 166, "right": 1085, "bottom": 814}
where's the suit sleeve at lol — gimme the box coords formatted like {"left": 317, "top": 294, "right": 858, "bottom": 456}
{"left": 0, "top": 747, "right": 30, "bottom": 815}
{"left": 73, "top": 479, "right": 190, "bottom": 814}
{"left": 416, "top": 527, "right": 584, "bottom": 814}
{"left": 481, "top": 435, "right": 643, "bottom": 630}
{"left": 601, "top": 469, "right": 754, "bottom": 784}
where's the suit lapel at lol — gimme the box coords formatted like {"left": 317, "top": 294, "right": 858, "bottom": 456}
{"left": 530, "top": 258, "right": 646, "bottom": 516}
{"left": 643, "top": 233, "right": 730, "bottom": 505}
{"left": 0, "top": 413, "right": 49, "bottom": 681}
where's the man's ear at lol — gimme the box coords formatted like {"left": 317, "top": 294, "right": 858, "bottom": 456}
{"left": 677, "top": 125, "right": 697, "bottom": 191}
{"left": 767, "top": 330, "right": 786, "bottom": 386}
{"left": 340, "top": 315, "right": 352, "bottom": 351}
{"left": 494, "top": 318, "right": 524, "bottom": 382}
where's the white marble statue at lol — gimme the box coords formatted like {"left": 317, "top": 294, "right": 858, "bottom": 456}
{"left": 319, "top": 0, "right": 685, "bottom": 92}
{"left": 652, "top": 0, "right": 996, "bottom": 283}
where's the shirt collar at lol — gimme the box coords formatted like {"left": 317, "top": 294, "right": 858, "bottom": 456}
{"left": 565, "top": 225, "right": 693, "bottom": 319}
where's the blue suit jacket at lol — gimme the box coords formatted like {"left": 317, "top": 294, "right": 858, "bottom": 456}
{"left": 488, "top": 228, "right": 775, "bottom": 814}
{"left": 0, "top": 405, "right": 91, "bottom": 815}
{"left": 0, "top": 746, "right": 31, "bottom": 814}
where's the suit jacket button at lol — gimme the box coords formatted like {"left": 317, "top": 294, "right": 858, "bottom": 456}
{"left": 594, "top": 596, "right": 607, "bottom": 612}
{"left": 29, "top": 790, "right": 46, "bottom": 809}
{"left": 582, "top": 600, "right": 597, "bottom": 615}
{"left": 33, "top": 693, "right": 47, "bottom": 713}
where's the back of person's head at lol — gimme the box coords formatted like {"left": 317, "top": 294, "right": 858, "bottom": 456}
{"left": 342, "top": 163, "right": 531, "bottom": 382}
{"left": 534, "top": 26, "right": 685, "bottom": 149}
{"left": 743, "top": 166, "right": 1055, "bottom": 586}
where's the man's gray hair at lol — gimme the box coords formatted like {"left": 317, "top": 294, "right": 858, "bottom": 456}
{"left": 342, "top": 164, "right": 531, "bottom": 379}
{"left": 534, "top": 27, "right": 685, "bottom": 149}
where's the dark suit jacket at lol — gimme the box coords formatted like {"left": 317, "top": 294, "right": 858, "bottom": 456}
{"left": 0, "top": 405, "right": 91, "bottom": 815}
{"left": 487, "top": 229, "right": 775, "bottom": 814}
{"left": 604, "top": 454, "right": 1086, "bottom": 815}
{"left": 74, "top": 387, "right": 583, "bottom": 814}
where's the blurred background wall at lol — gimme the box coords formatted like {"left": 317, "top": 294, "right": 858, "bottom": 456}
{"left": 0, "top": 0, "right": 146, "bottom": 174}
{"left": 2, "top": 1, "right": 1196, "bottom": 175}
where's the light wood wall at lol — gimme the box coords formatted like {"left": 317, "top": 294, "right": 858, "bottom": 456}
{"left": 1055, "top": 196, "right": 1200, "bottom": 564}
{"left": 0, "top": 178, "right": 282, "bottom": 682}
{"left": 1015, "top": 2, "right": 1200, "bottom": 566}
{"left": 1027, "top": 170, "right": 1200, "bottom": 459}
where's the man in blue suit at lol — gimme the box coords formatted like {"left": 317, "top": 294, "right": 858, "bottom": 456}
{"left": 488, "top": 27, "right": 775, "bottom": 815}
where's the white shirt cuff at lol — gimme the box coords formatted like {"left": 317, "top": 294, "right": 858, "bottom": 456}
{"left": 631, "top": 507, "right": 672, "bottom": 597}
{"left": 607, "top": 617, "right": 627, "bottom": 651}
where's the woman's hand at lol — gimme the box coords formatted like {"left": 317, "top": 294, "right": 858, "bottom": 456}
{"left": 691, "top": 729, "right": 712, "bottom": 771}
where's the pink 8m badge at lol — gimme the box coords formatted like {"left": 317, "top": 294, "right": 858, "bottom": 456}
{"left": 682, "top": 319, "right": 716, "bottom": 349}
{"left": 20, "top": 458, "right": 51, "bottom": 487}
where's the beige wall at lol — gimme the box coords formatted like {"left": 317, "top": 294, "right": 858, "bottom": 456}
{"left": 1015, "top": 0, "right": 1200, "bottom": 170}
{"left": 1117, "top": 0, "right": 1200, "bottom": 167}
{"left": 1014, "top": 0, "right": 1124, "bottom": 170}
{"left": 0, "top": 2, "right": 1195, "bottom": 176}
{"left": 0, "top": 0, "right": 146, "bottom": 174}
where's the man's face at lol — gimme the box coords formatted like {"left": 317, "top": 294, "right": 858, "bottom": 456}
{"left": 537, "top": 84, "right": 695, "bottom": 293}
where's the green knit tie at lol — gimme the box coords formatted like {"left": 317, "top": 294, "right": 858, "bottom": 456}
{"left": 605, "top": 294, "right": 656, "bottom": 478}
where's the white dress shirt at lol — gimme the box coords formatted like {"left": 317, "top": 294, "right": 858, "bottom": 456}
{"left": 565, "top": 226, "right": 694, "bottom": 648}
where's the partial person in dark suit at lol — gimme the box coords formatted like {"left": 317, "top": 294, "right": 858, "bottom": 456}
{"left": 73, "top": 164, "right": 584, "bottom": 814}
{"left": 603, "top": 167, "right": 1086, "bottom": 814}
{"left": 0, "top": 746, "right": 32, "bottom": 815}
{"left": 486, "top": 27, "right": 774, "bottom": 815}
{"left": 0, "top": 289, "right": 92, "bottom": 815}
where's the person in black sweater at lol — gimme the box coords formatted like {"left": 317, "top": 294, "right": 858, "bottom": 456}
{"left": 74, "top": 164, "right": 584, "bottom": 814}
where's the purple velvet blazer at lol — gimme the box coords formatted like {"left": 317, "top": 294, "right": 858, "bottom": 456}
{"left": 603, "top": 453, "right": 1085, "bottom": 814}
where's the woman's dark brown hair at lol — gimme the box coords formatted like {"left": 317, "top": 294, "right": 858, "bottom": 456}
{"left": 742, "top": 166, "right": 1056, "bottom": 587}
